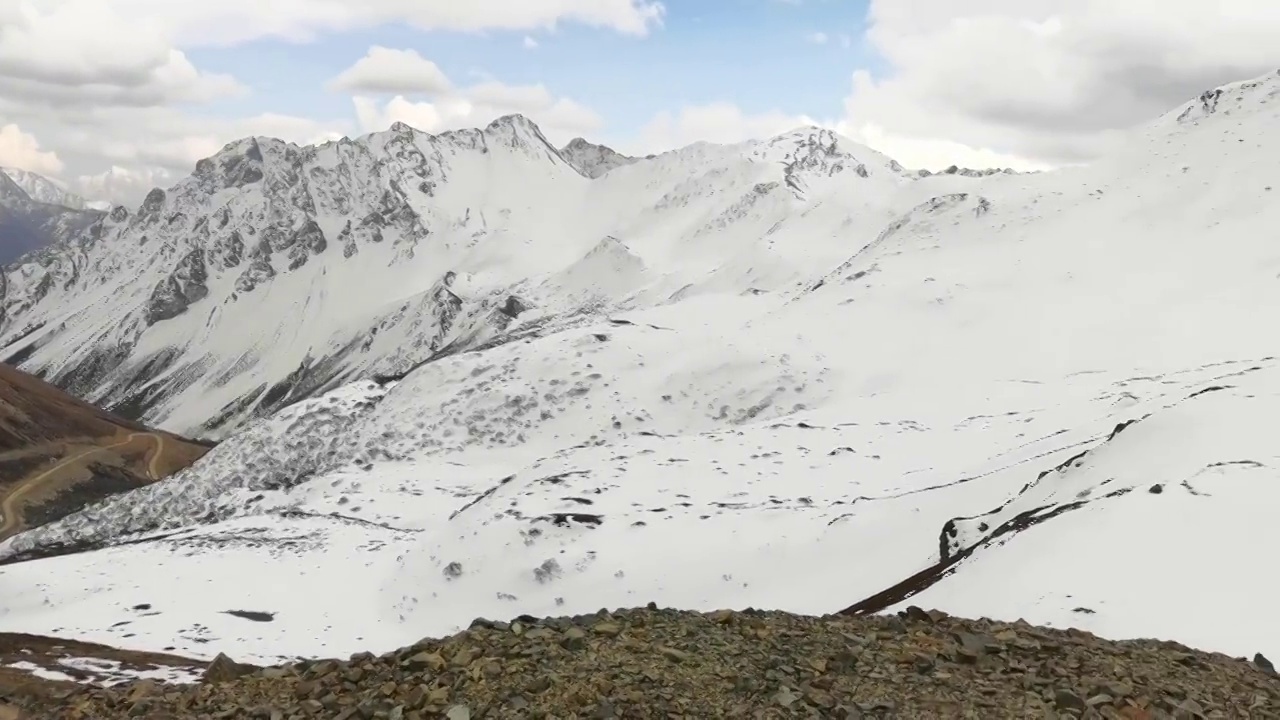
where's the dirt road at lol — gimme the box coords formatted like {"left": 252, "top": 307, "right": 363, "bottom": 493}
{"left": 0, "top": 432, "right": 165, "bottom": 539}
{"left": 147, "top": 433, "right": 166, "bottom": 479}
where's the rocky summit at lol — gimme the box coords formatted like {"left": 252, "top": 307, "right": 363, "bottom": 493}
{"left": 26, "top": 606, "right": 1280, "bottom": 719}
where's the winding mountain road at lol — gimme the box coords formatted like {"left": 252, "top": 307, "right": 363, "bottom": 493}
{"left": 0, "top": 432, "right": 165, "bottom": 540}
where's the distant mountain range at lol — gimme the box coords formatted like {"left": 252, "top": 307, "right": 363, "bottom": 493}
{"left": 0, "top": 167, "right": 103, "bottom": 211}
{"left": 0, "top": 168, "right": 106, "bottom": 265}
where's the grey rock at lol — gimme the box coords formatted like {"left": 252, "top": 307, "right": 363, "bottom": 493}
{"left": 145, "top": 248, "right": 209, "bottom": 324}
{"left": 1054, "top": 689, "right": 1087, "bottom": 713}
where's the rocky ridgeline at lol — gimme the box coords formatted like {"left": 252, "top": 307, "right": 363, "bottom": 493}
{"left": 33, "top": 606, "right": 1280, "bottom": 719}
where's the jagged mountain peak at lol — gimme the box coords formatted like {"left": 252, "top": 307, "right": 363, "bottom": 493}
{"left": 757, "top": 125, "right": 891, "bottom": 163}
{"left": 558, "top": 137, "right": 638, "bottom": 179}
{"left": 183, "top": 136, "right": 303, "bottom": 201}
{"left": 481, "top": 114, "right": 563, "bottom": 157}
{"left": 747, "top": 125, "right": 909, "bottom": 198}
{"left": 484, "top": 113, "right": 541, "bottom": 133}
{"left": 197, "top": 136, "right": 295, "bottom": 171}
{"left": 561, "top": 137, "right": 627, "bottom": 154}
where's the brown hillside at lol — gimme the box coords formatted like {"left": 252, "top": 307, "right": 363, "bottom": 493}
{"left": 0, "top": 363, "right": 211, "bottom": 541}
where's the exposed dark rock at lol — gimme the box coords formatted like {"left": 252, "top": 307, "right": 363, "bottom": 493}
{"left": 499, "top": 296, "right": 529, "bottom": 319}
{"left": 235, "top": 257, "right": 276, "bottom": 293}
{"left": 144, "top": 248, "right": 209, "bottom": 325}
{"left": 221, "top": 610, "right": 276, "bottom": 623}
{"left": 202, "top": 652, "right": 257, "bottom": 684}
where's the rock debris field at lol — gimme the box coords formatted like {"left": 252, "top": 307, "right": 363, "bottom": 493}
{"left": 19, "top": 605, "right": 1280, "bottom": 719}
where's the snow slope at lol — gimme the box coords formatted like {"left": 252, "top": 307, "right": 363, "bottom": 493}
{"left": 0, "top": 71, "right": 1278, "bottom": 668}
{"left": 886, "top": 366, "right": 1280, "bottom": 658}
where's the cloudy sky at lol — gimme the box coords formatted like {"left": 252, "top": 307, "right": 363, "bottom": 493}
{"left": 1, "top": 0, "right": 1277, "bottom": 205}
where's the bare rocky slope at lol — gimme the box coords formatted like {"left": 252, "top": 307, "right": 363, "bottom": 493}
{"left": 16, "top": 605, "right": 1280, "bottom": 719}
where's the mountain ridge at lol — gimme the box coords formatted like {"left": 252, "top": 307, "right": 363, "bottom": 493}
{"left": 0, "top": 111, "right": 931, "bottom": 438}
{"left": 3, "top": 64, "right": 1272, "bottom": 441}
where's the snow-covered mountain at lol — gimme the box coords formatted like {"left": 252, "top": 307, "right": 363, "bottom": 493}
{"left": 0, "top": 114, "right": 913, "bottom": 439}
{"left": 0, "top": 167, "right": 96, "bottom": 211}
{"left": 1, "top": 70, "right": 1279, "bottom": 670}
{"left": 0, "top": 172, "right": 104, "bottom": 265}
{"left": 558, "top": 138, "right": 641, "bottom": 178}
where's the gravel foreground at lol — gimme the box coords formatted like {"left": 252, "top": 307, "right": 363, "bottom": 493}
{"left": 18, "top": 605, "right": 1280, "bottom": 719}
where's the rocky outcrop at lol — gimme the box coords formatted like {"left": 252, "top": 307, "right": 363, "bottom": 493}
{"left": 234, "top": 257, "right": 276, "bottom": 293}
{"left": 916, "top": 166, "right": 1021, "bottom": 178}
{"left": 38, "top": 606, "right": 1280, "bottom": 719}
{"left": 1174, "top": 70, "right": 1280, "bottom": 125}
{"left": 144, "top": 249, "right": 209, "bottom": 325}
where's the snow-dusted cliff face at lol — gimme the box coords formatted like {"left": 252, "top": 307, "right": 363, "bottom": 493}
{"left": 0, "top": 167, "right": 95, "bottom": 211}
{"left": 0, "top": 115, "right": 925, "bottom": 438}
{"left": 0, "top": 72, "right": 1279, "bottom": 666}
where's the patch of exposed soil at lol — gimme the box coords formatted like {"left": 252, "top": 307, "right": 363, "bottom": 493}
{"left": 0, "top": 632, "right": 203, "bottom": 715}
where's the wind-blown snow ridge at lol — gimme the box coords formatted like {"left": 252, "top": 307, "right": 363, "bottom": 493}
{"left": 1, "top": 72, "right": 1280, "bottom": 667}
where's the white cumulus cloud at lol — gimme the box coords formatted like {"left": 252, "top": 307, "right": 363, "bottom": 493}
{"left": 328, "top": 47, "right": 452, "bottom": 95}
{"left": 842, "top": 0, "right": 1280, "bottom": 164}
{"left": 0, "top": 124, "right": 63, "bottom": 176}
